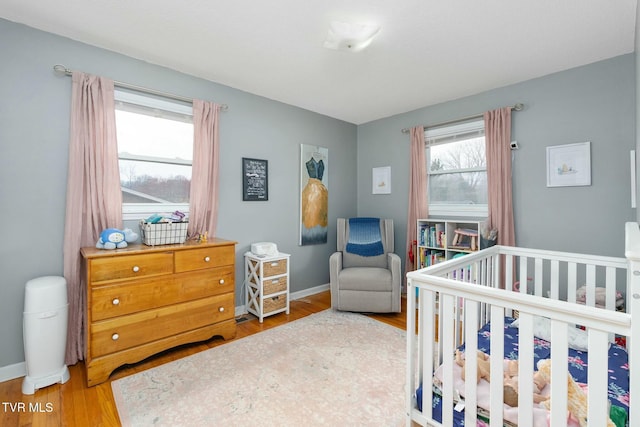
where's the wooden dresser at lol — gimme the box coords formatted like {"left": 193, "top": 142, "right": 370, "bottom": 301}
{"left": 81, "top": 238, "right": 237, "bottom": 386}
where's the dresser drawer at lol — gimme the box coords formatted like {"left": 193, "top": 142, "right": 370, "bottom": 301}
{"left": 175, "top": 245, "right": 235, "bottom": 272}
{"left": 174, "top": 266, "right": 235, "bottom": 297}
{"left": 89, "top": 252, "right": 173, "bottom": 283}
{"left": 262, "top": 258, "right": 287, "bottom": 277}
{"left": 263, "top": 294, "right": 287, "bottom": 313}
{"left": 260, "top": 276, "right": 287, "bottom": 295}
{"left": 90, "top": 266, "right": 235, "bottom": 321}
{"left": 90, "top": 293, "right": 234, "bottom": 357}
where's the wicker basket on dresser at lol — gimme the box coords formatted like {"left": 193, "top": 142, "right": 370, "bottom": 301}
{"left": 81, "top": 238, "right": 237, "bottom": 386}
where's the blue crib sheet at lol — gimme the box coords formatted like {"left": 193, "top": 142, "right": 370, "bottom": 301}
{"left": 416, "top": 317, "right": 629, "bottom": 425}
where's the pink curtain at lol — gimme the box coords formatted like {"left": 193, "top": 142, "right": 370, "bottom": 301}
{"left": 484, "top": 107, "right": 515, "bottom": 246}
{"left": 188, "top": 100, "right": 221, "bottom": 238}
{"left": 63, "top": 72, "right": 123, "bottom": 365}
{"left": 405, "top": 126, "right": 429, "bottom": 282}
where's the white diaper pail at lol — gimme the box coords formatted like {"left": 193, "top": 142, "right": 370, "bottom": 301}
{"left": 22, "top": 276, "right": 70, "bottom": 395}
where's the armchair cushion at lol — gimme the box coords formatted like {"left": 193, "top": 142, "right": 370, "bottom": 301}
{"left": 337, "top": 267, "right": 392, "bottom": 292}
{"left": 343, "top": 252, "right": 387, "bottom": 269}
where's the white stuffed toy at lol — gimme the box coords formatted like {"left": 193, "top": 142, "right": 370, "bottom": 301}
{"left": 96, "top": 228, "right": 139, "bottom": 250}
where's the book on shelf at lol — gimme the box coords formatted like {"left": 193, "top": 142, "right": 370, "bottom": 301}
{"left": 419, "top": 223, "right": 445, "bottom": 248}
{"left": 418, "top": 247, "right": 445, "bottom": 268}
{"left": 435, "top": 223, "right": 445, "bottom": 247}
{"left": 418, "top": 224, "right": 427, "bottom": 246}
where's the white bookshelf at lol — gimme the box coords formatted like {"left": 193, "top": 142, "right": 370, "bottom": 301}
{"left": 416, "top": 218, "right": 489, "bottom": 268}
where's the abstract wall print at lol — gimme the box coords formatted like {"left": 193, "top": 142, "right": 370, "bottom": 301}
{"left": 300, "top": 144, "right": 328, "bottom": 245}
{"left": 546, "top": 142, "right": 591, "bottom": 187}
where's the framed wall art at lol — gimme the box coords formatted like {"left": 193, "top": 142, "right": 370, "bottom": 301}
{"left": 299, "top": 144, "right": 328, "bottom": 245}
{"left": 372, "top": 166, "right": 391, "bottom": 194}
{"left": 546, "top": 142, "right": 591, "bottom": 187}
{"left": 242, "top": 157, "right": 268, "bottom": 201}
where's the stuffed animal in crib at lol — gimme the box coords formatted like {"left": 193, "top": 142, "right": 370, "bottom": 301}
{"left": 536, "top": 358, "right": 615, "bottom": 427}
{"left": 455, "top": 350, "right": 491, "bottom": 383}
{"left": 456, "top": 350, "right": 549, "bottom": 407}
{"left": 96, "top": 228, "right": 139, "bottom": 250}
{"left": 502, "top": 359, "right": 548, "bottom": 407}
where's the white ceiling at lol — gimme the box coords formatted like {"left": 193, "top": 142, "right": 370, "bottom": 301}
{"left": 1, "top": 0, "right": 637, "bottom": 124}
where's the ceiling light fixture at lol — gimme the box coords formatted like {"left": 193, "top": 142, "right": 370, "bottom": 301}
{"left": 323, "top": 21, "right": 381, "bottom": 52}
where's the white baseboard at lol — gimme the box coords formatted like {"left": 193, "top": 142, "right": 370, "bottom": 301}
{"left": 290, "top": 283, "right": 329, "bottom": 300}
{"left": 0, "top": 361, "right": 26, "bottom": 383}
{"left": 235, "top": 283, "right": 329, "bottom": 315}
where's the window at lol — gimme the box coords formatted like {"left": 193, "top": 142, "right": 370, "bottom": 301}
{"left": 114, "top": 90, "right": 194, "bottom": 219}
{"left": 425, "top": 119, "right": 488, "bottom": 217}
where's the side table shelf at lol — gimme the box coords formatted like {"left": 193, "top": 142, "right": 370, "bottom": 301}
{"left": 245, "top": 252, "right": 290, "bottom": 322}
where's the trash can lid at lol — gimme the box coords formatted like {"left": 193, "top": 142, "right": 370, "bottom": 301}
{"left": 24, "top": 276, "right": 67, "bottom": 313}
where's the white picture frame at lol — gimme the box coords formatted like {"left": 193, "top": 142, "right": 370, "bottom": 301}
{"left": 372, "top": 166, "right": 391, "bottom": 194}
{"left": 546, "top": 142, "right": 591, "bottom": 187}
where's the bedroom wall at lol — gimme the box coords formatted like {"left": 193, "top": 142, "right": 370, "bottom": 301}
{"left": 0, "top": 19, "right": 357, "bottom": 372}
{"left": 636, "top": 4, "right": 640, "bottom": 223}
{"left": 358, "top": 54, "right": 636, "bottom": 269}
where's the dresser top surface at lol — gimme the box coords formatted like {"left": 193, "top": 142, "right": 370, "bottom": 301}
{"left": 81, "top": 237, "right": 237, "bottom": 259}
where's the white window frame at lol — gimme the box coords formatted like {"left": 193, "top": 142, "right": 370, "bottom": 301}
{"left": 115, "top": 90, "right": 193, "bottom": 220}
{"left": 426, "top": 119, "right": 488, "bottom": 218}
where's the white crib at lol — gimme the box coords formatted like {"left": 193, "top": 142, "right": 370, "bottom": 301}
{"left": 406, "top": 222, "right": 640, "bottom": 427}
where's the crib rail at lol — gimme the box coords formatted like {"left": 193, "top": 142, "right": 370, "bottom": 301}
{"left": 406, "top": 236, "right": 637, "bottom": 427}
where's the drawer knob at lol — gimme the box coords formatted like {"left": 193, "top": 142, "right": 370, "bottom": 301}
{"left": 270, "top": 262, "right": 278, "bottom": 267}
{"left": 218, "top": 307, "right": 225, "bottom": 312}
{"left": 219, "top": 279, "right": 225, "bottom": 285}
{"left": 112, "top": 298, "right": 120, "bottom": 306}
{"left": 204, "top": 256, "right": 211, "bottom": 262}
{"left": 112, "top": 333, "right": 119, "bottom": 341}
{"left": 132, "top": 266, "right": 140, "bottom": 273}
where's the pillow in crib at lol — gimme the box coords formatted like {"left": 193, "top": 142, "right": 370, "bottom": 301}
{"left": 509, "top": 317, "right": 588, "bottom": 351}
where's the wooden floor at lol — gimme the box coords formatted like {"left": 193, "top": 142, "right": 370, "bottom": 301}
{"left": 0, "top": 291, "right": 407, "bottom": 427}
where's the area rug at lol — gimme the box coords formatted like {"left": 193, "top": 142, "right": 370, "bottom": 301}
{"left": 111, "top": 309, "right": 406, "bottom": 426}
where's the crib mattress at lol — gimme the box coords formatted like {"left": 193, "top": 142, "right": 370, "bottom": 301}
{"left": 416, "top": 317, "right": 629, "bottom": 426}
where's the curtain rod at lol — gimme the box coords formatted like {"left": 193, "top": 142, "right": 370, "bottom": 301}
{"left": 400, "top": 103, "right": 523, "bottom": 134}
{"left": 52, "top": 64, "right": 229, "bottom": 111}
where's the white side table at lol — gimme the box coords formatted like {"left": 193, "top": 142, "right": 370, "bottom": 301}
{"left": 245, "top": 252, "right": 290, "bottom": 322}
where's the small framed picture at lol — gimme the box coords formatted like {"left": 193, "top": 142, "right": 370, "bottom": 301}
{"left": 546, "top": 142, "right": 591, "bottom": 187}
{"left": 372, "top": 166, "right": 391, "bottom": 194}
{"left": 242, "top": 158, "right": 268, "bottom": 201}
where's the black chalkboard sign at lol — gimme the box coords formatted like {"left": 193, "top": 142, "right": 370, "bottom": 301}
{"left": 242, "top": 158, "right": 268, "bottom": 201}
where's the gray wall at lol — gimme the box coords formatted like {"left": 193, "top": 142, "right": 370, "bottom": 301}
{"left": 358, "top": 54, "right": 636, "bottom": 270}
{"left": 636, "top": 5, "right": 640, "bottom": 222}
{"left": 0, "top": 19, "right": 357, "bottom": 369}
